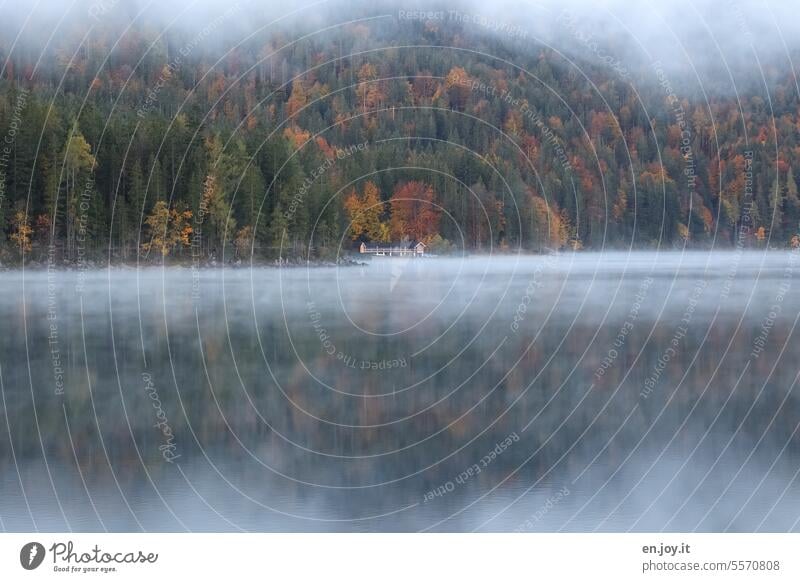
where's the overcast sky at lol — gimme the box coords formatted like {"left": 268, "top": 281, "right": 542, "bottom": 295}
{"left": 2, "top": 0, "right": 797, "bottom": 88}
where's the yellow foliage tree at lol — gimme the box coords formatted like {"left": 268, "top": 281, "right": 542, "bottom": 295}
{"left": 142, "top": 201, "right": 193, "bottom": 257}
{"left": 344, "top": 181, "right": 385, "bottom": 241}
{"left": 356, "top": 63, "right": 384, "bottom": 113}
{"left": 170, "top": 206, "right": 193, "bottom": 249}
{"left": 445, "top": 67, "right": 471, "bottom": 110}
{"left": 286, "top": 79, "right": 308, "bottom": 118}
{"left": 10, "top": 211, "right": 32, "bottom": 254}
{"left": 142, "top": 201, "right": 170, "bottom": 256}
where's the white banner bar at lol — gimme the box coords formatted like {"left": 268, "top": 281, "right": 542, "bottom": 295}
{"left": 1, "top": 533, "right": 798, "bottom": 581}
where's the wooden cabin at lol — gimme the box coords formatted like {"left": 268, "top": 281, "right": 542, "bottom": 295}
{"left": 359, "top": 241, "right": 426, "bottom": 257}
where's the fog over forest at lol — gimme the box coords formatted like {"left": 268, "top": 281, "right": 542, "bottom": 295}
{"left": 0, "top": 0, "right": 799, "bottom": 265}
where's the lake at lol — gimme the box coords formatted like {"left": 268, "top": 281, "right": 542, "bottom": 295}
{"left": 1, "top": 251, "right": 799, "bottom": 531}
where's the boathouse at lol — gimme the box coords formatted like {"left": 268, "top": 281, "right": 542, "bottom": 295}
{"left": 359, "top": 241, "right": 426, "bottom": 257}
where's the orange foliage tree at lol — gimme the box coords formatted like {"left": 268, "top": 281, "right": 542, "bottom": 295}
{"left": 389, "top": 181, "right": 441, "bottom": 242}
{"left": 286, "top": 79, "right": 308, "bottom": 118}
{"left": 283, "top": 125, "right": 311, "bottom": 150}
{"left": 344, "top": 181, "right": 386, "bottom": 241}
{"left": 10, "top": 211, "right": 32, "bottom": 254}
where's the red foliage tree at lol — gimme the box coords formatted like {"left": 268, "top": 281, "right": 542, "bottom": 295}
{"left": 389, "top": 181, "right": 441, "bottom": 242}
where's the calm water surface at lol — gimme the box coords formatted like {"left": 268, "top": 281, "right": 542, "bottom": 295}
{"left": 1, "top": 251, "right": 800, "bottom": 531}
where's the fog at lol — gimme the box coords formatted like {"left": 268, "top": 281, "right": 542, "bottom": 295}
{"left": 2, "top": 0, "right": 799, "bottom": 88}
{"left": 1, "top": 252, "right": 799, "bottom": 530}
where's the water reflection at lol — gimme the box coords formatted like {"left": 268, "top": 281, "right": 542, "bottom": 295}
{"left": 1, "top": 252, "right": 799, "bottom": 531}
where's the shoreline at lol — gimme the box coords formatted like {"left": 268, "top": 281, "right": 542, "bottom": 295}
{"left": 0, "top": 255, "right": 370, "bottom": 272}
{"left": 0, "top": 248, "right": 796, "bottom": 273}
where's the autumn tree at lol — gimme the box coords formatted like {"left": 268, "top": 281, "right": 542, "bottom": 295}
{"left": 141, "top": 201, "right": 193, "bottom": 258}
{"left": 61, "top": 129, "right": 96, "bottom": 256}
{"left": 234, "top": 225, "right": 255, "bottom": 259}
{"left": 344, "top": 181, "right": 385, "bottom": 241}
{"left": 142, "top": 201, "right": 170, "bottom": 257}
{"left": 389, "top": 181, "right": 441, "bottom": 242}
{"left": 356, "top": 63, "right": 385, "bottom": 113}
{"left": 286, "top": 79, "right": 308, "bottom": 118}
{"left": 10, "top": 211, "right": 32, "bottom": 254}
{"left": 529, "top": 196, "right": 564, "bottom": 250}
{"left": 169, "top": 205, "right": 193, "bottom": 253}
{"left": 283, "top": 125, "right": 311, "bottom": 150}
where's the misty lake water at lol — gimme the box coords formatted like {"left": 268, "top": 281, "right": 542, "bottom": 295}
{"left": 1, "top": 251, "right": 800, "bottom": 532}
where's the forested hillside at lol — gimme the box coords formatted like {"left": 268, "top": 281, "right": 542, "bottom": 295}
{"left": 1, "top": 3, "right": 799, "bottom": 264}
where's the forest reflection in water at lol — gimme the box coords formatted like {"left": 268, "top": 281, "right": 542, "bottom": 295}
{"left": 1, "top": 252, "right": 799, "bottom": 531}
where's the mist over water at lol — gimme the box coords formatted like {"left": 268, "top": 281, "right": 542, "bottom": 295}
{"left": 1, "top": 251, "right": 799, "bottom": 531}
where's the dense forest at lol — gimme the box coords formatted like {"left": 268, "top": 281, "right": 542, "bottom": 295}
{"left": 1, "top": 2, "right": 800, "bottom": 265}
